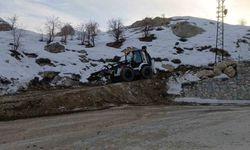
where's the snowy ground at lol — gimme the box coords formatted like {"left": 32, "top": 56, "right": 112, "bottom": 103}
{"left": 0, "top": 16, "right": 250, "bottom": 95}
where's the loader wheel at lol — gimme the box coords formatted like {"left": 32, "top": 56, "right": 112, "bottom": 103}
{"left": 141, "top": 66, "right": 153, "bottom": 79}
{"left": 121, "top": 67, "right": 135, "bottom": 82}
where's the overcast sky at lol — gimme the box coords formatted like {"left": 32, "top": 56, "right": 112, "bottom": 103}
{"left": 0, "top": 0, "right": 249, "bottom": 32}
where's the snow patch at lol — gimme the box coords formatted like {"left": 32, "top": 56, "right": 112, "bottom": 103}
{"left": 175, "top": 97, "right": 250, "bottom": 105}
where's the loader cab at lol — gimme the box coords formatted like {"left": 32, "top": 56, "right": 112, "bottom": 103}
{"left": 125, "top": 50, "right": 144, "bottom": 68}
{"left": 88, "top": 47, "right": 155, "bottom": 83}
{"left": 115, "top": 47, "right": 155, "bottom": 82}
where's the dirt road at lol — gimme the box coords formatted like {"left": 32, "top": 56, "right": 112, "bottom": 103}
{"left": 0, "top": 105, "right": 250, "bottom": 150}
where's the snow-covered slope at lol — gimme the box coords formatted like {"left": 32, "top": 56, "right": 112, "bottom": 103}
{"left": 0, "top": 16, "right": 249, "bottom": 95}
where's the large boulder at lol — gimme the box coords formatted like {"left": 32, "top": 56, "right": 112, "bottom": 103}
{"left": 172, "top": 21, "right": 205, "bottom": 38}
{"left": 224, "top": 60, "right": 237, "bottom": 67}
{"left": 213, "top": 67, "right": 223, "bottom": 76}
{"left": 79, "top": 55, "right": 89, "bottom": 63}
{"left": 213, "top": 60, "right": 237, "bottom": 76}
{"left": 224, "top": 66, "right": 236, "bottom": 78}
{"left": 197, "top": 70, "right": 215, "bottom": 79}
{"left": 0, "top": 18, "right": 11, "bottom": 31}
{"left": 213, "top": 62, "right": 228, "bottom": 75}
{"left": 130, "top": 17, "right": 170, "bottom": 28}
{"left": 44, "top": 42, "right": 65, "bottom": 53}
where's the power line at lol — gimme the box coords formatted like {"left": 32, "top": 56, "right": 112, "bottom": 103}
{"left": 215, "top": 0, "right": 227, "bottom": 63}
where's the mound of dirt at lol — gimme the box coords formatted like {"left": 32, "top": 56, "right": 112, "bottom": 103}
{"left": 172, "top": 21, "right": 205, "bottom": 38}
{"left": 0, "top": 79, "right": 172, "bottom": 120}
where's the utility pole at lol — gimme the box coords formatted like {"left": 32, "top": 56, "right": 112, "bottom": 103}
{"left": 215, "top": 0, "right": 227, "bottom": 63}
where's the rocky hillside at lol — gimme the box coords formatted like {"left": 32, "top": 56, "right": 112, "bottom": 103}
{"left": 130, "top": 17, "right": 171, "bottom": 28}
{"left": 0, "top": 16, "right": 250, "bottom": 95}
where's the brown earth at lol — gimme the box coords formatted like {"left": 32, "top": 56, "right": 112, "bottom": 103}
{"left": 0, "top": 79, "right": 171, "bottom": 121}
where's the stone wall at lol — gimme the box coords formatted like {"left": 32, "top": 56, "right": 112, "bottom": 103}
{"left": 182, "top": 61, "right": 250, "bottom": 100}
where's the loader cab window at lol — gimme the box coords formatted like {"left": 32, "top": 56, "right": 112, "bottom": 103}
{"left": 133, "top": 51, "right": 143, "bottom": 64}
{"left": 131, "top": 50, "right": 143, "bottom": 68}
{"left": 126, "top": 52, "right": 133, "bottom": 63}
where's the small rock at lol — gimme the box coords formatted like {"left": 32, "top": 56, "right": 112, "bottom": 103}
{"left": 90, "top": 63, "right": 98, "bottom": 67}
{"left": 162, "top": 64, "right": 175, "bottom": 72}
{"left": 78, "top": 50, "right": 87, "bottom": 55}
{"left": 71, "top": 74, "right": 81, "bottom": 81}
{"left": 23, "top": 52, "right": 38, "bottom": 58}
{"left": 38, "top": 71, "right": 60, "bottom": 80}
{"left": 184, "top": 47, "right": 194, "bottom": 51}
{"left": 179, "top": 38, "right": 188, "bottom": 42}
{"left": 171, "top": 59, "right": 182, "bottom": 64}
{"left": 79, "top": 55, "right": 89, "bottom": 63}
{"left": 28, "top": 77, "right": 41, "bottom": 87}
{"left": 153, "top": 57, "right": 163, "bottom": 62}
{"left": 36, "top": 58, "right": 55, "bottom": 67}
{"left": 0, "top": 77, "right": 11, "bottom": 84}
{"left": 196, "top": 45, "right": 212, "bottom": 51}
{"left": 175, "top": 47, "right": 184, "bottom": 54}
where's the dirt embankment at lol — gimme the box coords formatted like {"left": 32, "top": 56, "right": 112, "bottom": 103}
{"left": 0, "top": 79, "right": 171, "bottom": 121}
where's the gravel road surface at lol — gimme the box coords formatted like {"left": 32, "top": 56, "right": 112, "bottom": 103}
{"left": 0, "top": 105, "right": 250, "bottom": 150}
